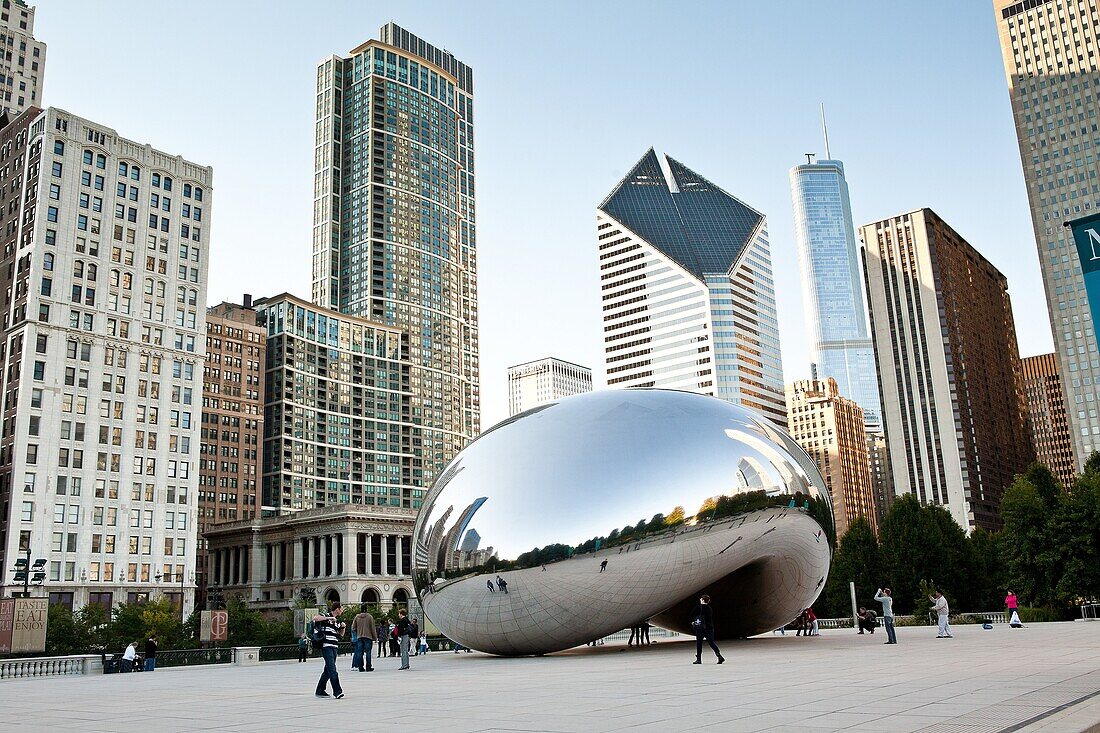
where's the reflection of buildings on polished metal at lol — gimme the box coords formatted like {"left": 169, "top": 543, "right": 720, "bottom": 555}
{"left": 597, "top": 149, "right": 787, "bottom": 428}
{"left": 204, "top": 504, "right": 416, "bottom": 612}
{"left": 413, "top": 389, "right": 833, "bottom": 655}
{"left": 507, "top": 357, "right": 592, "bottom": 416}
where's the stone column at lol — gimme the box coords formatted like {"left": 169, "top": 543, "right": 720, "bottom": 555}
{"left": 366, "top": 534, "right": 374, "bottom": 575}
{"left": 343, "top": 531, "right": 355, "bottom": 577}
{"left": 395, "top": 536, "right": 404, "bottom": 576}
{"left": 381, "top": 535, "right": 389, "bottom": 577}
{"left": 293, "top": 538, "right": 303, "bottom": 580}
{"left": 250, "top": 534, "right": 263, "bottom": 600}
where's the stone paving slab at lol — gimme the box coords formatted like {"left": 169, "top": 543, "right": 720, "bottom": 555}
{"left": 3, "top": 623, "right": 1100, "bottom": 732}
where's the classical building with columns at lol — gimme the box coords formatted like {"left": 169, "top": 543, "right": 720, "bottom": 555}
{"left": 203, "top": 503, "right": 416, "bottom": 612}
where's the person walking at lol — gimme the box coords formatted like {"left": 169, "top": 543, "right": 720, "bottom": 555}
{"left": 352, "top": 607, "right": 376, "bottom": 672}
{"left": 875, "top": 587, "right": 897, "bottom": 644}
{"left": 376, "top": 622, "right": 387, "bottom": 658}
{"left": 642, "top": 620, "right": 652, "bottom": 645}
{"left": 396, "top": 609, "right": 412, "bottom": 670}
{"left": 496, "top": 575, "right": 508, "bottom": 594}
{"left": 486, "top": 579, "right": 495, "bottom": 593}
{"left": 121, "top": 641, "right": 137, "bottom": 673}
{"left": 690, "top": 594, "right": 725, "bottom": 665}
{"left": 298, "top": 633, "right": 309, "bottom": 662}
{"left": 409, "top": 619, "right": 420, "bottom": 655}
{"left": 144, "top": 635, "right": 158, "bottom": 671}
{"left": 388, "top": 622, "right": 399, "bottom": 657}
{"left": 313, "top": 603, "right": 346, "bottom": 698}
{"left": 600, "top": 559, "right": 608, "bottom": 573}
{"left": 419, "top": 633, "right": 428, "bottom": 655}
{"left": 931, "top": 591, "right": 953, "bottom": 638}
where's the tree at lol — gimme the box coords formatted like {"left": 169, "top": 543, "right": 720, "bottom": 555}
{"left": 820, "top": 516, "right": 880, "bottom": 618}
{"left": 665, "top": 506, "right": 685, "bottom": 526}
{"left": 878, "top": 494, "right": 971, "bottom": 613}
{"left": 1051, "top": 468, "right": 1100, "bottom": 604}
{"left": 967, "top": 528, "right": 1005, "bottom": 611}
{"left": 1001, "top": 464, "right": 1061, "bottom": 607}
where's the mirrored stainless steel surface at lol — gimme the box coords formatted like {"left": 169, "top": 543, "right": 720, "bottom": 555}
{"left": 413, "top": 389, "right": 833, "bottom": 655}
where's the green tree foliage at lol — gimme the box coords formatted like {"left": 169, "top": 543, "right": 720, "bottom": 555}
{"left": 967, "top": 528, "right": 1006, "bottom": 611}
{"left": 820, "top": 516, "right": 879, "bottom": 617}
{"left": 1001, "top": 464, "right": 1062, "bottom": 607}
{"left": 876, "top": 495, "right": 975, "bottom": 613}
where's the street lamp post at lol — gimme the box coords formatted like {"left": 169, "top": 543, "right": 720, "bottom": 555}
{"left": 10, "top": 547, "right": 46, "bottom": 598}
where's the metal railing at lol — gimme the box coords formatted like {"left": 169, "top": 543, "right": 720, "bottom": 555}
{"left": 259, "top": 645, "right": 301, "bottom": 662}
{"left": 154, "top": 647, "right": 234, "bottom": 668}
{"left": 1, "top": 654, "right": 100, "bottom": 679}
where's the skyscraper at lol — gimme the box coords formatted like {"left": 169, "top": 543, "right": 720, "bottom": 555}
{"left": 0, "top": 1, "right": 45, "bottom": 117}
{"left": 1021, "top": 352, "right": 1076, "bottom": 488}
{"left": 313, "top": 24, "right": 478, "bottom": 508}
{"left": 197, "top": 299, "right": 265, "bottom": 607}
{"left": 0, "top": 107, "right": 211, "bottom": 613}
{"left": 994, "top": 0, "right": 1100, "bottom": 470}
{"left": 597, "top": 149, "right": 786, "bottom": 427}
{"left": 786, "top": 378, "right": 878, "bottom": 537}
{"left": 507, "top": 357, "right": 592, "bottom": 416}
{"left": 861, "top": 209, "right": 1034, "bottom": 531}
{"left": 789, "top": 146, "right": 880, "bottom": 429}
{"left": 253, "top": 293, "right": 412, "bottom": 512}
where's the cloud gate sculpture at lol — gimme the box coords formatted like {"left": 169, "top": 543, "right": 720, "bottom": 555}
{"left": 412, "top": 389, "right": 833, "bottom": 655}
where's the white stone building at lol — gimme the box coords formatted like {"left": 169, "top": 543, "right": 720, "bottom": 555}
{"left": 507, "top": 357, "right": 592, "bottom": 416}
{"left": 0, "top": 107, "right": 212, "bottom": 615}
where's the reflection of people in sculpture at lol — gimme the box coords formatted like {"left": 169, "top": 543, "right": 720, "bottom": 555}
{"left": 496, "top": 575, "right": 508, "bottom": 594}
{"left": 690, "top": 594, "right": 725, "bottom": 665}
{"left": 486, "top": 579, "right": 495, "bottom": 593}
{"left": 599, "top": 559, "right": 608, "bottom": 573}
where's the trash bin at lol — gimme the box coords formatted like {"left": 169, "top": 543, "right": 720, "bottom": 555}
{"left": 102, "top": 653, "right": 120, "bottom": 674}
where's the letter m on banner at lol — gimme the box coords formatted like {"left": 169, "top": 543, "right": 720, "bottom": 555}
{"left": 1066, "top": 212, "right": 1100, "bottom": 338}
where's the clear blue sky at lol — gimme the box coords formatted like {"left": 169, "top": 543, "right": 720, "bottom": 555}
{"left": 39, "top": 0, "right": 1046, "bottom": 427}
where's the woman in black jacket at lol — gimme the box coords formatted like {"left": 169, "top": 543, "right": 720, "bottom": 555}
{"left": 690, "top": 594, "right": 725, "bottom": 665}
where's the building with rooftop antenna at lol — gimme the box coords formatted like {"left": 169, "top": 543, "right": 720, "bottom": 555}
{"left": 597, "top": 149, "right": 786, "bottom": 427}
{"left": 788, "top": 109, "right": 881, "bottom": 430}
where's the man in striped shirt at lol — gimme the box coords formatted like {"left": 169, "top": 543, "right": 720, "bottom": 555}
{"left": 314, "top": 603, "right": 346, "bottom": 699}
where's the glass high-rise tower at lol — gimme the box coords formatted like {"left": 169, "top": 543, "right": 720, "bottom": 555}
{"left": 312, "top": 24, "right": 479, "bottom": 508}
{"left": 598, "top": 149, "right": 787, "bottom": 427}
{"left": 789, "top": 156, "right": 880, "bottom": 429}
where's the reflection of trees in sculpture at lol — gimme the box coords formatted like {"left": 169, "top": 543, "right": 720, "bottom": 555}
{"left": 422, "top": 489, "right": 834, "bottom": 581}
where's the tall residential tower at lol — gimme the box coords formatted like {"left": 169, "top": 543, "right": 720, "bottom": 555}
{"left": 861, "top": 209, "right": 1033, "bottom": 531}
{"left": 994, "top": 0, "right": 1100, "bottom": 469}
{"left": 312, "top": 24, "right": 478, "bottom": 509}
{"left": 597, "top": 149, "right": 786, "bottom": 427}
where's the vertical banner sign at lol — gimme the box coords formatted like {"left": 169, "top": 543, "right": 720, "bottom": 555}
{"left": 0, "top": 598, "right": 14, "bottom": 653}
{"left": 202, "top": 609, "right": 230, "bottom": 643}
{"left": 210, "top": 610, "right": 228, "bottom": 641}
{"left": 1067, "top": 212, "right": 1100, "bottom": 336}
{"left": 11, "top": 598, "right": 47, "bottom": 653}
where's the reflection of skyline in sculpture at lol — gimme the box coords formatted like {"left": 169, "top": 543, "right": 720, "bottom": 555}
{"left": 460, "top": 529, "right": 481, "bottom": 553}
{"left": 412, "top": 389, "right": 834, "bottom": 655}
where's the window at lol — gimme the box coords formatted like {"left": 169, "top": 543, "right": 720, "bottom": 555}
{"left": 20, "top": 502, "right": 33, "bottom": 521}
{"left": 51, "top": 161, "right": 62, "bottom": 177}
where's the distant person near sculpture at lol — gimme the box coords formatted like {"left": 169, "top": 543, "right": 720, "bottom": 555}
{"left": 690, "top": 594, "right": 725, "bottom": 665}
{"left": 312, "top": 603, "right": 346, "bottom": 699}
{"left": 931, "top": 591, "right": 953, "bottom": 638}
{"left": 352, "top": 607, "right": 376, "bottom": 671}
{"left": 875, "top": 588, "right": 897, "bottom": 644}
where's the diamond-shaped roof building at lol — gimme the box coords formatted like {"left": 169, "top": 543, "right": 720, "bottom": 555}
{"left": 598, "top": 148, "right": 764, "bottom": 280}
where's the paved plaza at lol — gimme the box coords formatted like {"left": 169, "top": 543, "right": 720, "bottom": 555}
{"left": 4, "top": 623, "right": 1100, "bottom": 732}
